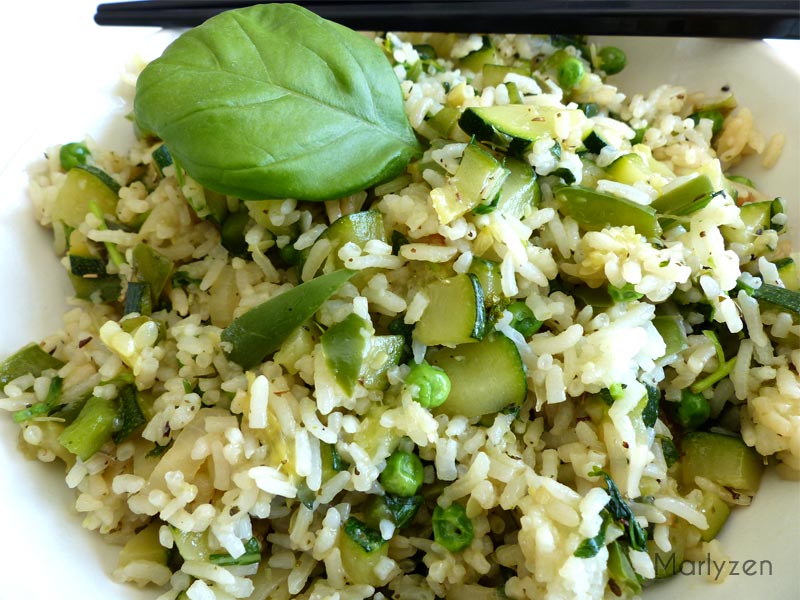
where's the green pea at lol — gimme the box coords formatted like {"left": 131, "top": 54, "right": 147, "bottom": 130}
{"left": 432, "top": 503, "right": 474, "bottom": 552}
{"left": 506, "top": 301, "right": 542, "bottom": 337}
{"left": 690, "top": 109, "right": 725, "bottom": 136}
{"left": 597, "top": 46, "right": 627, "bottom": 75}
{"left": 59, "top": 142, "right": 91, "bottom": 171}
{"left": 557, "top": 56, "right": 585, "bottom": 89}
{"left": 380, "top": 450, "right": 424, "bottom": 497}
{"left": 676, "top": 389, "right": 710, "bottom": 429}
{"left": 404, "top": 361, "right": 451, "bottom": 408}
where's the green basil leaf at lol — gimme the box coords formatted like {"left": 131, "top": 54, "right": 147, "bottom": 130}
{"left": 134, "top": 4, "right": 421, "bottom": 201}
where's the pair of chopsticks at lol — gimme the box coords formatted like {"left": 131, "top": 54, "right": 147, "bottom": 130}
{"left": 95, "top": 0, "right": 800, "bottom": 39}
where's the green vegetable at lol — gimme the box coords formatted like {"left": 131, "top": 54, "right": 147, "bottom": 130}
{"left": 413, "top": 273, "right": 486, "bottom": 346}
{"left": 117, "top": 522, "right": 168, "bottom": 570}
{"left": 13, "top": 376, "right": 63, "bottom": 423}
{"left": 59, "top": 142, "right": 91, "bottom": 171}
{"left": 429, "top": 332, "right": 527, "bottom": 418}
{"left": 210, "top": 537, "right": 261, "bottom": 566}
{"left": 364, "top": 494, "right": 423, "bottom": 529}
{"left": 221, "top": 269, "right": 355, "bottom": 370}
{"left": 681, "top": 431, "right": 764, "bottom": 493}
{"left": 132, "top": 243, "right": 173, "bottom": 302}
{"left": 343, "top": 517, "right": 386, "bottom": 553}
{"left": 340, "top": 517, "right": 389, "bottom": 586}
{"left": 554, "top": 186, "right": 661, "bottom": 238}
{"left": 690, "top": 109, "right": 724, "bottom": 135}
{"left": 0, "top": 343, "right": 63, "bottom": 387}
{"left": 87, "top": 199, "right": 125, "bottom": 268}
{"left": 557, "top": 56, "right": 585, "bottom": 89}
{"left": 607, "top": 541, "right": 642, "bottom": 596}
{"left": 651, "top": 174, "right": 714, "bottom": 213}
{"left": 589, "top": 467, "right": 647, "bottom": 552}
{"left": 697, "top": 489, "right": 731, "bottom": 542}
{"left": 404, "top": 361, "right": 451, "bottom": 409}
{"left": 742, "top": 280, "right": 800, "bottom": 314}
{"left": 52, "top": 165, "right": 119, "bottom": 229}
{"left": 674, "top": 389, "right": 710, "bottom": 429}
{"left": 112, "top": 384, "right": 146, "bottom": 443}
{"left": 506, "top": 301, "right": 542, "bottom": 337}
{"left": 641, "top": 384, "right": 660, "bottom": 429}
{"left": 220, "top": 209, "right": 251, "bottom": 257}
{"left": 432, "top": 503, "right": 474, "bottom": 552}
{"left": 652, "top": 315, "right": 688, "bottom": 357}
{"left": 134, "top": 4, "right": 420, "bottom": 201}
{"left": 380, "top": 450, "right": 424, "bottom": 497}
{"left": 596, "top": 46, "right": 627, "bottom": 75}
{"left": 58, "top": 395, "right": 118, "bottom": 461}
{"left": 123, "top": 281, "right": 153, "bottom": 316}
{"left": 661, "top": 437, "right": 679, "bottom": 468}
{"left": 468, "top": 257, "right": 503, "bottom": 306}
{"left": 574, "top": 513, "right": 610, "bottom": 558}
{"left": 608, "top": 282, "right": 644, "bottom": 304}
{"left": 321, "top": 313, "right": 370, "bottom": 396}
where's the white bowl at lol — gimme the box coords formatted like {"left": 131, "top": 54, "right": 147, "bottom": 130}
{"left": 0, "top": 3, "right": 798, "bottom": 598}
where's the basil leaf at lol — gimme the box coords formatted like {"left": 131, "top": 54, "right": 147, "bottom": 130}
{"left": 134, "top": 4, "right": 421, "bottom": 201}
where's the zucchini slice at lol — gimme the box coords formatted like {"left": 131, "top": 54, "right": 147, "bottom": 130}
{"left": 459, "top": 104, "right": 588, "bottom": 149}
{"left": 414, "top": 273, "right": 486, "bottom": 347}
{"left": 428, "top": 332, "right": 527, "bottom": 417}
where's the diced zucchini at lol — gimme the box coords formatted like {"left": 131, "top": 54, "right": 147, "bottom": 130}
{"left": 651, "top": 174, "right": 714, "bottom": 213}
{"left": 554, "top": 185, "right": 661, "bottom": 238}
{"left": 605, "top": 153, "right": 652, "bottom": 186}
{"left": 482, "top": 63, "right": 529, "bottom": 87}
{"left": 495, "top": 157, "right": 540, "bottom": 219}
{"left": 321, "top": 313, "right": 371, "bottom": 396}
{"left": 360, "top": 335, "right": 405, "bottom": 390}
{"left": 428, "top": 332, "right": 527, "bottom": 417}
{"left": 132, "top": 243, "right": 173, "bottom": 301}
{"left": 458, "top": 105, "right": 588, "bottom": 149}
{"left": 123, "top": 281, "right": 153, "bottom": 316}
{"left": 246, "top": 200, "right": 298, "bottom": 239}
{"left": 426, "top": 106, "right": 461, "bottom": 139}
{"left": 775, "top": 257, "right": 799, "bottom": 291}
{"left": 319, "top": 210, "right": 387, "bottom": 266}
{"left": 581, "top": 130, "right": 611, "bottom": 155}
{"left": 171, "top": 527, "right": 210, "bottom": 561}
{"left": 0, "top": 343, "right": 64, "bottom": 387}
{"left": 151, "top": 144, "right": 173, "bottom": 177}
{"left": 721, "top": 200, "right": 772, "bottom": 245}
{"left": 468, "top": 257, "right": 503, "bottom": 306}
{"left": 697, "top": 489, "right": 731, "bottom": 542}
{"left": 414, "top": 273, "right": 486, "bottom": 347}
{"left": 117, "top": 522, "right": 168, "bottom": 569}
{"left": 52, "top": 165, "right": 119, "bottom": 228}
{"left": 652, "top": 315, "right": 688, "bottom": 358}
{"left": 459, "top": 38, "right": 497, "bottom": 72}
{"left": 647, "top": 523, "right": 686, "bottom": 578}
{"left": 607, "top": 541, "right": 642, "bottom": 596}
{"left": 681, "top": 431, "right": 764, "bottom": 494}
{"left": 748, "top": 282, "right": 800, "bottom": 314}
{"left": 69, "top": 254, "right": 106, "bottom": 277}
{"left": 68, "top": 273, "right": 122, "bottom": 303}
{"left": 431, "top": 142, "right": 509, "bottom": 224}
{"left": 339, "top": 517, "right": 388, "bottom": 587}
{"left": 273, "top": 325, "right": 316, "bottom": 374}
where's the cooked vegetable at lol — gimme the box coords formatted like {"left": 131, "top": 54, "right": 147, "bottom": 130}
{"left": 134, "top": 4, "right": 421, "bottom": 201}
{"left": 52, "top": 165, "right": 119, "bottom": 229}
{"left": 58, "top": 395, "right": 118, "bottom": 461}
{"left": 364, "top": 493, "right": 423, "bottom": 529}
{"left": 429, "top": 332, "right": 527, "bottom": 417}
{"left": 209, "top": 537, "right": 261, "bottom": 566}
{"left": 404, "top": 361, "right": 451, "bottom": 409}
{"left": 432, "top": 503, "right": 474, "bottom": 552}
{"left": 221, "top": 269, "right": 355, "bottom": 369}
{"left": 340, "top": 517, "right": 388, "bottom": 586}
{"left": 59, "top": 142, "right": 91, "bottom": 171}
{"left": 596, "top": 46, "right": 627, "bottom": 75}
{"left": 674, "top": 389, "right": 710, "bottom": 429}
{"left": 0, "top": 343, "right": 63, "bottom": 387}
{"left": 506, "top": 301, "right": 542, "bottom": 337}
{"left": 380, "top": 450, "right": 424, "bottom": 497}
{"left": 681, "top": 431, "right": 764, "bottom": 493}
{"left": 413, "top": 273, "right": 486, "bottom": 346}
{"left": 13, "top": 376, "right": 63, "bottom": 423}
{"left": 554, "top": 185, "right": 661, "bottom": 238}
{"left": 557, "top": 56, "right": 585, "bottom": 89}
{"left": 321, "top": 313, "right": 370, "bottom": 395}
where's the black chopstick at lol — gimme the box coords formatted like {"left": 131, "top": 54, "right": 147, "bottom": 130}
{"left": 95, "top": 0, "right": 800, "bottom": 39}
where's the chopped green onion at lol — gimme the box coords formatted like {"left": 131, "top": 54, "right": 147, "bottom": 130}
{"left": 58, "top": 395, "right": 118, "bottom": 461}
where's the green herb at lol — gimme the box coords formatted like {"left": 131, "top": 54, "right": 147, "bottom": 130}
{"left": 642, "top": 384, "right": 660, "bottom": 428}
{"left": 661, "top": 437, "right": 679, "bottom": 468}
{"left": 589, "top": 467, "right": 647, "bottom": 552}
{"left": 574, "top": 513, "right": 611, "bottom": 558}
{"left": 134, "top": 4, "right": 421, "bottom": 201}
{"left": 608, "top": 282, "right": 644, "bottom": 303}
{"left": 343, "top": 517, "right": 386, "bottom": 553}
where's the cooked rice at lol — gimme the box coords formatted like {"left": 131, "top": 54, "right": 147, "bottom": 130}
{"left": 1, "top": 28, "right": 797, "bottom": 600}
